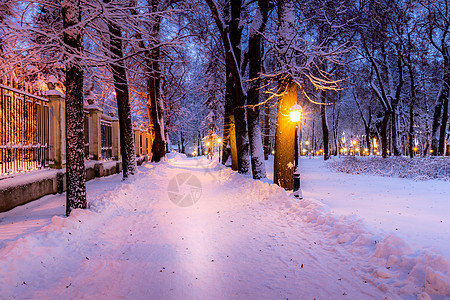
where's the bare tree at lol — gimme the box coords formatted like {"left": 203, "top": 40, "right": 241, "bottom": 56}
{"left": 62, "top": 0, "right": 87, "bottom": 216}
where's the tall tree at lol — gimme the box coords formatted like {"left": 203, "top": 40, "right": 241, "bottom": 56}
{"left": 247, "top": 0, "right": 269, "bottom": 179}
{"left": 148, "top": 0, "right": 167, "bottom": 162}
{"left": 274, "top": 0, "right": 297, "bottom": 189}
{"left": 62, "top": 0, "right": 86, "bottom": 216}
{"left": 424, "top": 0, "right": 450, "bottom": 155}
{"left": 104, "top": 0, "right": 137, "bottom": 178}
{"left": 205, "top": 0, "right": 251, "bottom": 174}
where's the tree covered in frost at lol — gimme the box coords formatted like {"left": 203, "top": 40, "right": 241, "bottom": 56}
{"left": 62, "top": 0, "right": 87, "bottom": 216}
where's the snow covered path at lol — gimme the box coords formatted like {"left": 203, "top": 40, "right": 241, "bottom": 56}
{"left": 0, "top": 155, "right": 449, "bottom": 299}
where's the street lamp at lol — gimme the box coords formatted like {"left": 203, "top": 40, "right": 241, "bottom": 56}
{"left": 290, "top": 104, "right": 303, "bottom": 199}
{"left": 352, "top": 140, "right": 357, "bottom": 156}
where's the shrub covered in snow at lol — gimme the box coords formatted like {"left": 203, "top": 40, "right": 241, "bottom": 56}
{"left": 327, "top": 156, "right": 450, "bottom": 181}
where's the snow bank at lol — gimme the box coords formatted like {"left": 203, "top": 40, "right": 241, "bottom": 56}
{"left": 281, "top": 194, "right": 450, "bottom": 298}
{"left": 328, "top": 156, "right": 450, "bottom": 181}
{"left": 217, "top": 167, "right": 450, "bottom": 298}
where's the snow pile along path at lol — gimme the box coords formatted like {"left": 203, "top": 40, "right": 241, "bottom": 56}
{"left": 0, "top": 154, "right": 449, "bottom": 299}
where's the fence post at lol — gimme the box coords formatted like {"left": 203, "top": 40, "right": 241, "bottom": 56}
{"left": 111, "top": 114, "right": 120, "bottom": 160}
{"left": 148, "top": 130, "right": 153, "bottom": 161}
{"left": 142, "top": 131, "right": 148, "bottom": 160}
{"left": 87, "top": 104, "right": 102, "bottom": 160}
{"left": 133, "top": 128, "right": 141, "bottom": 157}
{"left": 46, "top": 88, "right": 66, "bottom": 169}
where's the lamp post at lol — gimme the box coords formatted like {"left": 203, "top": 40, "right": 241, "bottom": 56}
{"left": 352, "top": 140, "right": 357, "bottom": 156}
{"left": 290, "top": 104, "right": 303, "bottom": 199}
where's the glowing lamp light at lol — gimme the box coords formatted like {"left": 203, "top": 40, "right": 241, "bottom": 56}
{"left": 430, "top": 149, "right": 434, "bottom": 153}
{"left": 305, "top": 141, "right": 310, "bottom": 145}
{"left": 206, "top": 141, "right": 210, "bottom": 147}
{"left": 271, "top": 150, "right": 275, "bottom": 154}
{"left": 204, "top": 151, "right": 208, "bottom": 155}
{"left": 217, "top": 138, "right": 222, "bottom": 144}
{"left": 352, "top": 140, "right": 357, "bottom": 146}
{"left": 289, "top": 104, "right": 302, "bottom": 123}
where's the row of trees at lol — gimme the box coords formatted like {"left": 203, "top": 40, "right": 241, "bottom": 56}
{"left": 199, "top": 0, "right": 449, "bottom": 189}
{"left": 1, "top": 0, "right": 449, "bottom": 209}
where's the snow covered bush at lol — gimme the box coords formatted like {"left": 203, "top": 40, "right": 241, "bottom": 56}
{"left": 327, "top": 156, "right": 450, "bottom": 181}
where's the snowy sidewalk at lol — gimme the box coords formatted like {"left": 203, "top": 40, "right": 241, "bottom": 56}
{"left": 0, "top": 155, "right": 449, "bottom": 299}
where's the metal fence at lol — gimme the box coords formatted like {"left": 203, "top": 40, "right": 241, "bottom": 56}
{"left": 101, "top": 116, "right": 112, "bottom": 160}
{"left": 0, "top": 84, "right": 50, "bottom": 177}
{"left": 84, "top": 110, "right": 90, "bottom": 159}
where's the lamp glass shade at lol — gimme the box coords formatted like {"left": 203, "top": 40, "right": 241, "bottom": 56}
{"left": 290, "top": 110, "right": 301, "bottom": 123}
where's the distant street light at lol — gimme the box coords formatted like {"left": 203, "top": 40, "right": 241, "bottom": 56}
{"left": 352, "top": 140, "right": 357, "bottom": 156}
{"left": 290, "top": 104, "right": 303, "bottom": 199}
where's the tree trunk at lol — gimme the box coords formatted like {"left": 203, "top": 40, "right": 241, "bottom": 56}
{"left": 222, "top": 65, "right": 238, "bottom": 169}
{"left": 439, "top": 88, "right": 449, "bottom": 155}
{"left": 274, "top": 80, "right": 297, "bottom": 190}
{"left": 198, "top": 131, "right": 202, "bottom": 155}
{"left": 404, "top": 51, "right": 417, "bottom": 158}
{"left": 62, "top": 0, "right": 86, "bottom": 216}
{"left": 263, "top": 94, "right": 271, "bottom": 160}
{"left": 106, "top": 7, "right": 137, "bottom": 178}
{"left": 392, "top": 55, "right": 403, "bottom": 156}
{"left": 180, "top": 131, "right": 185, "bottom": 153}
{"left": 381, "top": 110, "right": 390, "bottom": 158}
{"left": 246, "top": 0, "right": 268, "bottom": 179}
{"left": 128, "top": 0, "right": 165, "bottom": 161}
{"left": 312, "top": 118, "right": 315, "bottom": 156}
{"left": 431, "top": 74, "right": 448, "bottom": 156}
{"left": 228, "top": 0, "right": 250, "bottom": 174}
{"left": 205, "top": 0, "right": 250, "bottom": 174}
{"left": 332, "top": 101, "right": 340, "bottom": 156}
{"left": 147, "top": 0, "right": 166, "bottom": 162}
{"left": 320, "top": 90, "right": 330, "bottom": 160}
{"left": 274, "top": 0, "right": 296, "bottom": 189}
{"left": 362, "top": 37, "right": 392, "bottom": 158}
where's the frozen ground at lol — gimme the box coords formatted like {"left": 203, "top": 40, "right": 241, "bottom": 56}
{"left": 303, "top": 156, "right": 450, "bottom": 256}
{"left": 0, "top": 154, "right": 449, "bottom": 299}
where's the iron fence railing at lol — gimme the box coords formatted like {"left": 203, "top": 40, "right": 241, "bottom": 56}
{"left": 0, "top": 84, "right": 50, "bottom": 177}
{"left": 101, "top": 116, "right": 112, "bottom": 160}
{"left": 84, "top": 110, "right": 90, "bottom": 159}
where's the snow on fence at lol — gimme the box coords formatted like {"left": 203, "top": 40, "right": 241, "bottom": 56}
{"left": 134, "top": 127, "right": 152, "bottom": 158}
{"left": 0, "top": 84, "right": 50, "bottom": 177}
{"left": 84, "top": 110, "right": 90, "bottom": 159}
{"left": 1, "top": 81, "right": 153, "bottom": 179}
{"left": 100, "top": 115, "right": 112, "bottom": 160}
